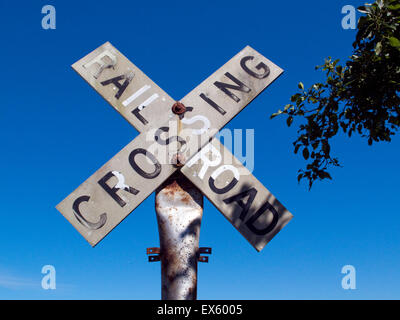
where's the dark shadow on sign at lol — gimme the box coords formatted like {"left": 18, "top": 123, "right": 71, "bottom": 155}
{"left": 218, "top": 181, "right": 293, "bottom": 251}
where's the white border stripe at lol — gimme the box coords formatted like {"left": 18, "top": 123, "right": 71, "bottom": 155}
{"left": 137, "top": 94, "right": 159, "bottom": 110}
{"left": 122, "top": 85, "right": 151, "bottom": 107}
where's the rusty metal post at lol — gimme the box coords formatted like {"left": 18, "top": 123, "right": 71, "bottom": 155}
{"left": 155, "top": 172, "right": 203, "bottom": 300}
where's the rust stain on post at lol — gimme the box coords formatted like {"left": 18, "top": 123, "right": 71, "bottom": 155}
{"left": 155, "top": 172, "right": 203, "bottom": 300}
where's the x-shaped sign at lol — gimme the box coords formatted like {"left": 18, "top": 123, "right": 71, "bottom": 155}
{"left": 56, "top": 42, "right": 293, "bottom": 252}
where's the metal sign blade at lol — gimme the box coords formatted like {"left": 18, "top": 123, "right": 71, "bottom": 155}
{"left": 61, "top": 44, "right": 288, "bottom": 248}
{"left": 72, "top": 42, "right": 175, "bottom": 133}
{"left": 181, "top": 138, "right": 293, "bottom": 252}
{"left": 56, "top": 129, "right": 178, "bottom": 246}
{"left": 179, "top": 46, "right": 283, "bottom": 161}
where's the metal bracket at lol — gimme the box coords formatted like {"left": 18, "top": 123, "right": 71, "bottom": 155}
{"left": 147, "top": 247, "right": 160, "bottom": 254}
{"left": 147, "top": 247, "right": 211, "bottom": 263}
{"left": 199, "top": 247, "right": 212, "bottom": 254}
{"left": 147, "top": 247, "right": 161, "bottom": 262}
{"left": 198, "top": 247, "right": 212, "bottom": 263}
{"left": 149, "top": 255, "right": 161, "bottom": 262}
{"left": 198, "top": 256, "right": 209, "bottom": 263}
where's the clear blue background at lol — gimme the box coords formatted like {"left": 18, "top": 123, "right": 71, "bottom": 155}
{"left": 0, "top": 0, "right": 399, "bottom": 299}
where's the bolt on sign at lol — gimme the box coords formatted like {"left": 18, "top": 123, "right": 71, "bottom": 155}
{"left": 56, "top": 42, "right": 293, "bottom": 251}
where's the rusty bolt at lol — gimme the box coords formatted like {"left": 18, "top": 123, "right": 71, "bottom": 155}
{"left": 172, "top": 101, "right": 186, "bottom": 115}
{"left": 171, "top": 153, "right": 185, "bottom": 167}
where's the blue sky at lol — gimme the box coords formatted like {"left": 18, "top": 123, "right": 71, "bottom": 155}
{"left": 0, "top": 0, "right": 399, "bottom": 299}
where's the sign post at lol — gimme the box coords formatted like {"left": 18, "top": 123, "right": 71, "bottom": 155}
{"left": 155, "top": 172, "right": 204, "bottom": 300}
{"left": 57, "top": 42, "right": 293, "bottom": 299}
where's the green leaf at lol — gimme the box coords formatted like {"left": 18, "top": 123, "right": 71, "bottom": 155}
{"left": 375, "top": 41, "right": 382, "bottom": 55}
{"left": 291, "top": 93, "right": 301, "bottom": 102}
{"left": 389, "top": 37, "right": 400, "bottom": 48}
{"left": 297, "top": 174, "right": 303, "bottom": 183}
{"left": 322, "top": 142, "right": 330, "bottom": 155}
{"left": 357, "top": 6, "right": 369, "bottom": 14}
{"left": 283, "top": 104, "right": 292, "bottom": 112}
{"left": 287, "top": 116, "right": 293, "bottom": 127}
{"left": 325, "top": 172, "right": 332, "bottom": 180}
{"left": 298, "top": 82, "right": 304, "bottom": 90}
{"left": 388, "top": 4, "right": 400, "bottom": 10}
{"left": 319, "top": 171, "right": 332, "bottom": 180}
{"left": 303, "top": 148, "right": 309, "bottom": 160}
{"left": 270, "top": 110, "right": 282, "bottom": 119}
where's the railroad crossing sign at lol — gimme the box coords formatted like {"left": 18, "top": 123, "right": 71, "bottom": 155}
{"left": 56, "top": 42, "right": 293, "bottom": 251}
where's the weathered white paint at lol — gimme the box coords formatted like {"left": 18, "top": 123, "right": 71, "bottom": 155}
{"left": 122, "top": 84, "right": 151, "bottom": 107}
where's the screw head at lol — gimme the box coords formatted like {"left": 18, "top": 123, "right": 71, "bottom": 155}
{"left": 172, "top": 102, "right": 186, "bottom": 115}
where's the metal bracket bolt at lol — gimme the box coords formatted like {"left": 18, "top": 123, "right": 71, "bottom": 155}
{"left": 171, "top": 101, "right": 187, "bottom": 167}
{"left": 146, "top": 247, "right": 161, "bottom": 262}
{"left": 146, "top": 247, "right": 212, "bottom": 263}
{"left": 171, "top": 101, "right": 186, "bottom": 115}
{"left": 198, "top": 247, "right": 212, "bottom": 263}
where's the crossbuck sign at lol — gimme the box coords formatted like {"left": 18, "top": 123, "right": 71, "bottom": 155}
{"left": 56, "top": 42, "right": 293, "bottom": 252}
